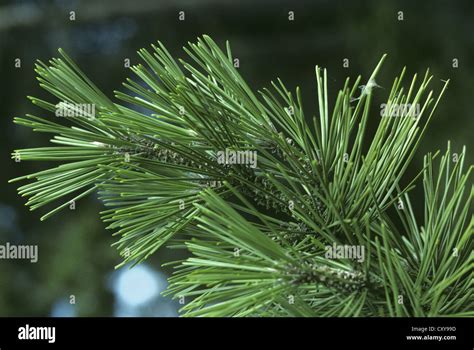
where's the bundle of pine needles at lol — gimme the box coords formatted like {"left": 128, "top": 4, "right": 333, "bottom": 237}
{"left": 10, "top": 36, "right": 473, "bottom": 317}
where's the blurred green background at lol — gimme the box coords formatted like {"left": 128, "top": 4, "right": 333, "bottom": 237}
{"left": 1, "top": 0, "right": 473, "bottom": 316}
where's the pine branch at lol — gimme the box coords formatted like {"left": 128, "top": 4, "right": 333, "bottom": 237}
{"left": 10, "top": 36, "right": 472, "bottom": 317}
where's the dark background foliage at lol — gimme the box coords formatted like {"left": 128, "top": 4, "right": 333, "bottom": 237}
{"left": 1, "top": 0, "right": 472, "bottom": 316}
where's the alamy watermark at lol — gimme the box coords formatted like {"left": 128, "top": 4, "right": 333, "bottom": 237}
{"left": 18, "top": 324, "right": 55, "bottom": 343}
{"left": 325, "top": 243, "right": 365, "bottom": 263}
{"left": 216, "top": 148, "right": 257, "bottom": 168}
{"left": 380, "top": 103, "right": 421, "bottom": 118}
{"left": 0, "top": 242, "right": 38, "bottom": 263}
{"left": 55, "top": 102, "right": 96, "bottom": 119}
